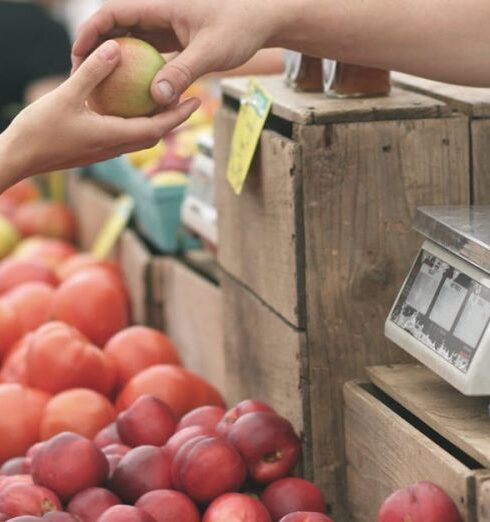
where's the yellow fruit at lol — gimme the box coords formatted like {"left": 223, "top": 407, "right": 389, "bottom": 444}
{"left": 89, "top": 37, "right": 166, "bottom": 118}
{"left": 126, "top": 141, "right": 165, "bottom": 168}
{"left": 175, "top": 126, "right": 212, "bottom": 157}
{"left": 0, "top": 216, "right": 21, "bottom": 258}
{"left": 151, "top": 172, "right": 188, "bottom": 187}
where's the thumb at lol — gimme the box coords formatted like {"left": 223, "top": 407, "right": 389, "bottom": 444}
{"left": 66, "top": 40, "right": 120, "bottom": 99}
{"left": 151, "top": 37, "right": 215, "bottom": 106}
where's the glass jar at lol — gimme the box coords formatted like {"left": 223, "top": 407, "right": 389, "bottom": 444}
{"left": 326, "top": 62, "right": 391, "bottom": 98}
{"left": 285, "top": 52, "right": 324, "bottom": 92}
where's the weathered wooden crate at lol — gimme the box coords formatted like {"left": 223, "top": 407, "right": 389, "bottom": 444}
{"left": 345, "top": 364, "right": 490, "bottom": 522}
{"left": 66, "top": 174, "right": 154, "bottom": 325}
{"left": 214, "top": 75, "right": 471, "bottom": 518}
{"left": 67, "top": 177, "right": 225, "bottom": 374}
{"left": 151, "top": 257, "right": 226, "bottom": 395}
{"left": 394, "top": 73, "right": 490, "bottom": 203}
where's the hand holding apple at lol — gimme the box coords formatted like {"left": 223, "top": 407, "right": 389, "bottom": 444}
{"left": 0, "top": 39, "right": 200, "bottom": 189}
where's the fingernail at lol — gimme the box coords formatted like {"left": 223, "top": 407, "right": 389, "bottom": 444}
{"left": 98, "top": 40, "right": 119, "bottom": 60}
{"left": 157, "top": 80, "right": 175, "bottom": 103}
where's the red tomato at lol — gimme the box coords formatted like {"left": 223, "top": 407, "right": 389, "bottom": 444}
{"left": 104, "top": 326, "right": 182, "bottom": 391}
{"left": 51, "top": 267, "right": 129, "bottom": 346}
{"left": 4, "top": 282, "right": 55, "bottom": 333}
{"left": 0, "top": 258, "right": 58, "bottom": 295}
{"left": 25, "top": 322, "right": 115, "bottom": 396}
{"left": 0, "top": 383, "right": 50, "bottom": 464}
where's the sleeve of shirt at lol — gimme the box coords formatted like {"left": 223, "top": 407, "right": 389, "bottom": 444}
{"left": 24, "top": 12, "right": 72, "bottom": 83}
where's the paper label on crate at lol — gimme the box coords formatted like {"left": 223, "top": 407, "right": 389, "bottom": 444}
{"left": 91, "top": 194, "right": 135, "bottom": 259}
{"left": 226, "top": 79, "right": 272, "bottom": 195}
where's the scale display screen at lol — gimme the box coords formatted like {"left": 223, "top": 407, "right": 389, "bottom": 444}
{"left": 391, "top": 249, "right": 490, "bottom": 373}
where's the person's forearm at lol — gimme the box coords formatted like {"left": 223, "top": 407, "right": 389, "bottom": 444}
{"left": 273, "top": 0, "right": 490, "bottom": 86}
{"left": 0, "top": 129, "right": 30, "bottom": 192}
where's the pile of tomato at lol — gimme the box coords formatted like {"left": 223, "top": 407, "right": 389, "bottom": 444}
{"left": 0, "top": 178, "right": 224, "bottom": 464}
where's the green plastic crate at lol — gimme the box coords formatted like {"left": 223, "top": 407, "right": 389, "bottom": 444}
{"left": 130, "top": 173, "right": 201, "bottom": 254}
{"left": 85, "top": 156, "right": 135, "bottom": 191}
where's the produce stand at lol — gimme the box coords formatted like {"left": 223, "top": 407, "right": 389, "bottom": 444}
{"left": 66, "top": 173, "right": 225, "bottom": 394}
{"left": 215, "top": 74, "right": 471, "bottom": 519}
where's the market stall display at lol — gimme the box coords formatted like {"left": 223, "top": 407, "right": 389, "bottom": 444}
{"left": 214, "top": 74, "right": 470, "bottom": 519}
{"left": 3, "top": 13, "right": 490, "bottom": 519}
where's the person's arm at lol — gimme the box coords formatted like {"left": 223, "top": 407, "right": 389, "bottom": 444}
{"left": 72, "top": 0, "right": 490, "bottom": 111}
{"left": 0, "top": 40, "right": 200, "bottom": 191}
{"left": 274, "top": 0, "right": 490, "bottom": 87}
{"left": 0, "top": 130, "right": 24, "bottom": 193}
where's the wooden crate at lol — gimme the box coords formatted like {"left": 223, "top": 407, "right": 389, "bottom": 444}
{"left": 215, "top": 75, "right": 471, "bottom": 518}
{"left": 393, "top": 73, "right": 490, "bottom": 203}
{"left": 346, "top": 364, "right": 490, "bottom": 522}
{"left": 151, "top": 257, "right": 226, "bottom": 395}
{"left": 66, "top": 174, "right": 152, "bottom": 325}
{"left": 67, "top": 175, "right": 225, "bottom": 373}
{"left": 67, "top": 173, "right": 116, "bottom": 253}
{"left": 220, "top": 271, "right": 311, "bottom": 475}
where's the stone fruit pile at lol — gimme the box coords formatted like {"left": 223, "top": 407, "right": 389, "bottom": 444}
{"left": 0, "top": 179, "right": 463, "bottom": 522}
{"left": 0, "top": 398, "right": 333, "bottom": 522}
{"left": 0, "top": 179, "right": 224, "bottom": 465}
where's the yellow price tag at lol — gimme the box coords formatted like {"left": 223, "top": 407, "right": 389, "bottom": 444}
{"left": 91, "top": 194, "right": 135, "bottom": 259}
{"left": 226, "top": 79, "right": 272, "bottom": 195}
{"left": 48, "top": 170, "right": 66, "bottom": 202}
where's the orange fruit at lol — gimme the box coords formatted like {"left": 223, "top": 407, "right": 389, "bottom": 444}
{"left": 0, "top": 334, "right": 32, "bottom": 385}
{"left": 51, "top": 267, "right": 129, "bottom": 346}
{"left": 116, "top": 365, "right": 226, "bottom": 418}
{"left": 4, "top": 282, "right": 55, "bottom": 333}
{"left": 0, "top": 383, "right": 50, "bottom": 463}
{"left": 25, "top": 322, "right": 116, "bottom": 396}
{"left": 40, "top": 388, "right": 116, "bottom": 440}
{"left": 104, "top": 326, "right": 181, "bottom": 390}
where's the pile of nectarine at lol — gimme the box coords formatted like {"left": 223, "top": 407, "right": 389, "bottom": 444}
{"left": 0, "top": 396, "right": 333, "bottom": 522}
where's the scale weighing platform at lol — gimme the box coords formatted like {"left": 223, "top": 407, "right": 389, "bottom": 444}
{"left": 385, "top": 206, "right": 490, "bottom": 395}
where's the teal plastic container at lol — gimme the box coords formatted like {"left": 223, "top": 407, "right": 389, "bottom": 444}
{"left": 85, "top": 156, "right": 135, "bottom": 191}
{"left": 130, "top": 173, "right": 201, "bottom": 254}
{"left": 86, "top": 157, "right": 200, "bottom": 254}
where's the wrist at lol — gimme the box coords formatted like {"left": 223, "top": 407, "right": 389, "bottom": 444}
{"left": 0, "top": 126, "right": 32, "bottom": 190}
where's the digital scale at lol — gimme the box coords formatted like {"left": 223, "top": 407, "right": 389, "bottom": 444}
{"left": 385, "top": 206, "right": 490, "bottom": 395}
{"left": 181, "top": 133, "right": 218, "bottom": 248}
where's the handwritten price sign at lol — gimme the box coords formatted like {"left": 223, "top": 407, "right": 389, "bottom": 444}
{"left": 226, "top": 79, "right": 272, "bottom": 195}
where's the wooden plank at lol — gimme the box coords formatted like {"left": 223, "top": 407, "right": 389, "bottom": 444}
{"left": 215, "top": 106, "right": 305, "bottom": 327}
{"left": 221, "top": 75, "right": 451, "bottom": 125}
{"left": 471, "top": 120, "right": 490, "bottom": 204}
{"left": 181, "top": 249, "right": 220, "bottom": 284}
{"left": 474, "top": 471, "right": 490, "bottom": 522}
{"left": 368, "top": 364, "right": 490, "bottom": 470}
{"left": 301, "top": 115, "right": 470, "bottom": 516}
{"left": 154, "top": 259, "right": 226, "bottom": 395}
{"left": 394, "top": 72, "right": 490, "bottom": 118}
{"left": 221, "top": 271, "right": 310, "bottom": 473}
{"left": 67, "top": 176, "right": 118, "bottom": 255}
{"left": 119, "top": 230, "right": 151, "bottom": 325}
{"left": 345, "top": 380, "right": 476, "bottom": 522}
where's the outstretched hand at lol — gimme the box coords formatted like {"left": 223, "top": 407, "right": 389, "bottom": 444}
{"left": 1, "top": 39, "right": 200, "bottom": 185}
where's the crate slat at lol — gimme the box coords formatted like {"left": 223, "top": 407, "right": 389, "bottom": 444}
{"left": 221, "top": 76, "right": 451, "bottom": 125}
{"left": 367, "top": 364, "right": 490, "bottom": 469}
{"left": 215, "top": 106, "right": 305, "bottom": 327}
{"left": 345, "top": 380, "right": 478, "bottom": 522}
